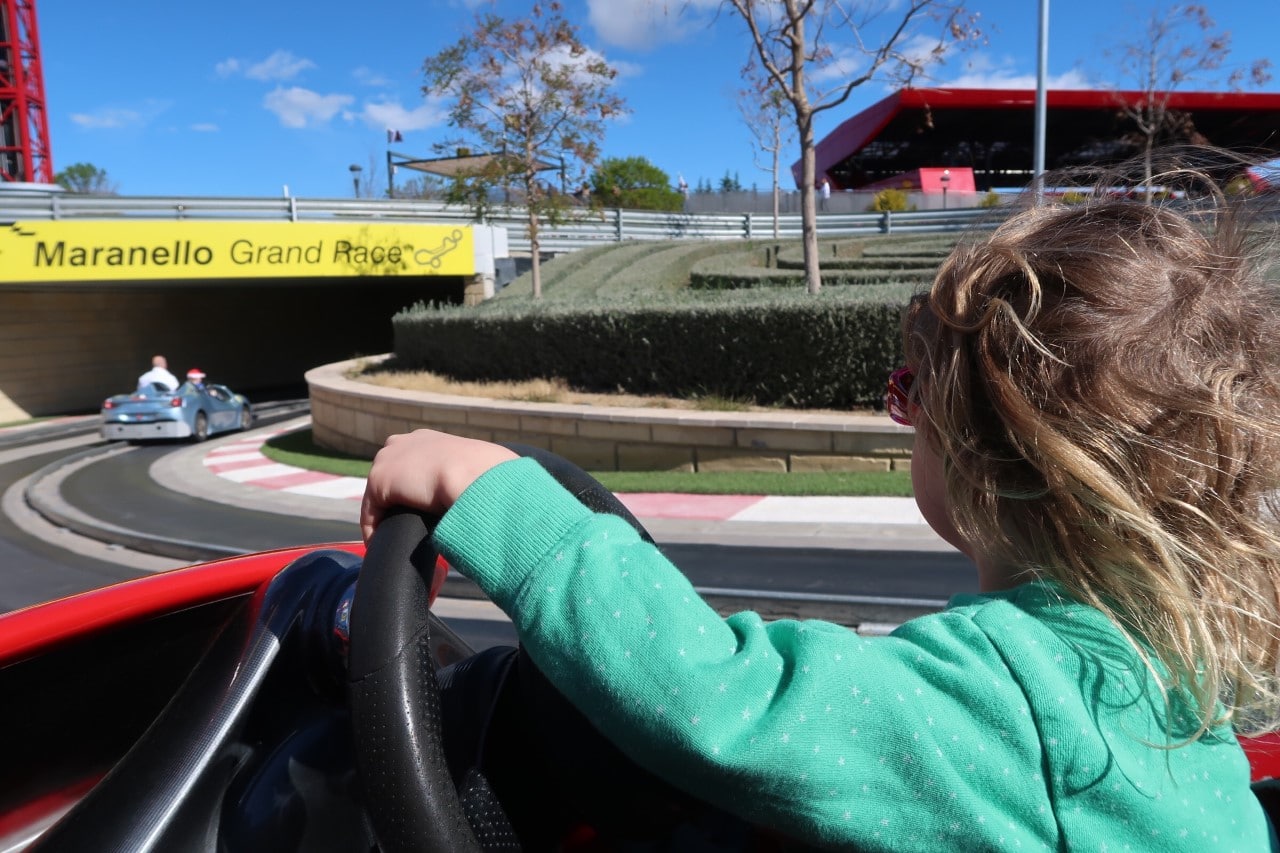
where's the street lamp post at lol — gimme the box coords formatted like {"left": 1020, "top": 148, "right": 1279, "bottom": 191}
{"left": 941, "top": 169, "right": 951, "bottom": 209}
{"left": 1034, "top": 0, "right": 1050, "bottom": 203}
{"left": 348, "top": 164, "right": 363, "bottom": 198}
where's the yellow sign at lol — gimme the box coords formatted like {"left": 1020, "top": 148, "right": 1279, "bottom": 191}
{"left": 0, "top": 221, "right": 475, "bottom": 282}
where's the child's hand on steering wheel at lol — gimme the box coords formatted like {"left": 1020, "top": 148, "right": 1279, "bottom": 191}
{"left": 360, "top": 429, "right": 518, "bottom": 545}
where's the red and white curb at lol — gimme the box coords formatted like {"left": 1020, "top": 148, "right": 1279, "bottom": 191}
{"left": 203, "top": 433, "right": 927, "bottom": 526}
{"left": 203, "top": 432, "right": 367, "bottom": 500}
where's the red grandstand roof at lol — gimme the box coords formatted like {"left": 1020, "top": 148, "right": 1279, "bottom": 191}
{"left": 801, "top": 87, "right": 1280, "bottom": 191}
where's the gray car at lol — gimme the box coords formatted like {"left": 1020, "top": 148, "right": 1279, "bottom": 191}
{"left": 101, "top": 380, "right": 252, "bottom": 441}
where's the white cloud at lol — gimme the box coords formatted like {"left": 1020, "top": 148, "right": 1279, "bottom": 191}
{"left": 191, "top": 122, "right": 219, "bottom": 132}
{"left": 606, "top": 56, "right": 644, "bottom": 79}
{"left": 805, "top": 33, "right": 975, "bottom": 92}
{"left": 542, "top": 42, "right": 641, "bottom": 83}
{"left": 939, "top": 53, "right": 1094, "bottom": 89}
{"left": 353, "top": 66, "right": 392, "bottom": 87}
{"left": 245, "top": 50, "right": 316, "bottom": 81}
{"left": 263, "top": 87, "right": 355, "bottom": 128}
{"left": 217, "top": 50, "right": 315, "bottom": 81}
{"left": 586, "top": 0, "right": 719, "bottom": 50}
{"left": 808, "top": 46, "right": 868, "bottom": 88}
{"left": 69, "top": 108, "right": 143, "bottom": 129}
{"left": 898, "top": 33, "right": 951, "bottom": 72}
{"left": 942, "top": 68, "right": 1093, "bottom": 89}
{"left": 800, "top": 40, "right": 1094, "bottom": 95}
{"left": 467, "top": 41, "right": 635, "bottom": 113}
{"left": 68, "top": 99, "right": 170, "bottom": 130}
{"left": 358, "top": 97, "right": 448, "bottom": 133}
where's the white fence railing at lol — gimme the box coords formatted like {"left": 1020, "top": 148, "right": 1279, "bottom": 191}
{"left": 0, "top": 190, "right": 1005, "bottom": 255}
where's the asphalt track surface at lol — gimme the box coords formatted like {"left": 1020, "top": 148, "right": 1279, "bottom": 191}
{"left": 1, "top": 417, "right": 980, "bottom": 645}
{"left": 64, "top": 445, "right": 977, "bottom": 600}
{"left": 0, "top": 443, "right": 147, "bottom": 613}
{"left": 0, "top": 429, "right": 525, "bottom": 648}
{"left": 63, "top": 442, "right": 359, "bottom": 553}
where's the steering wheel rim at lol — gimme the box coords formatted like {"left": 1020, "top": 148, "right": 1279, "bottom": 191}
{"left": 347, "top": 443, "right": 657, "bottom": 853}
{"left": 347, "top": 508, "right": 484, "bottom": 853}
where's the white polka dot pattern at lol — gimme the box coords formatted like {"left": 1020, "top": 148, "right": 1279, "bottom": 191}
{"left": 434, "top": 458, "right": 1270, "bottom": 851}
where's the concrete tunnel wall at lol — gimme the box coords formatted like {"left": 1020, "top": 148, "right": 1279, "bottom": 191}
{"left": 0, "top": 275, "right": 470, "bottom": 422}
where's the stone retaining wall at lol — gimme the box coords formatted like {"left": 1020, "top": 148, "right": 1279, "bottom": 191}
{"left": 306, "top": 356, "right": 915, "bottom": 473}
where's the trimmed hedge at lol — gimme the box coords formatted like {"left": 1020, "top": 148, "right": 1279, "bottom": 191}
{"left": 775, "top": 256, "right": 940, "bottom": 272}
{"left": 496, "top": 240, "right": 766, "bottom": 301}
{"left": 773, "top": 237, "right": 957, "bottom": 269}
{"left": 688, "top": 254, "right": 934, "bottom": 289}
{"left": 387, "top": 234, "right": 969, "bottom": 410}
{"left": 393, "top": 289, "right": 912, "bottom": 409}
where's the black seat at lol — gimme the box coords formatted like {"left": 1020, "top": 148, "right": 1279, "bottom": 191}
{"left": 1252, "top": 779, "right": 1280, "bottom": 849}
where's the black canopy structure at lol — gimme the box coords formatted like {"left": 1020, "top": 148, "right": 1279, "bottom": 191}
{"left": 800, "top": 87, "right": 1280, "bottom": 191}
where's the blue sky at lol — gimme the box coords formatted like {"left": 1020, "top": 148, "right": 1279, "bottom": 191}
{"left": 38, "top": 0, "right": 1273, "bottom": 199}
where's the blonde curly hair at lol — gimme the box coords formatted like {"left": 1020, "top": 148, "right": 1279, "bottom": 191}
{"left": 904, "top": 186, "right": 1280, "bottom": 737}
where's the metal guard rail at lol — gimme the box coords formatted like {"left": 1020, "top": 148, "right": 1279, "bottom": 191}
{"left": 0, "top": 193, "right": 1005, "bottom": 254}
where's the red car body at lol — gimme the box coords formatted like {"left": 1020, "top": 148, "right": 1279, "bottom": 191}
{"left": 2, "top": 544, "right": 1278, "bottom": 849}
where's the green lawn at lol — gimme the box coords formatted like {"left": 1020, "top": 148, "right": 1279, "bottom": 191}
{"left": 262, "top": 429, "right": 914, "bottom": 497}
{"left": 261, "top": 428, "right": 376, "bottom": 477}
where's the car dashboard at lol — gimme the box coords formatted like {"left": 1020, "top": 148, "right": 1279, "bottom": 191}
{"left": 0, "top": 549, "right": 470, "bottom": 853}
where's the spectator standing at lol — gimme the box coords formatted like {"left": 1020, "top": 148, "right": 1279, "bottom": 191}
{"left": 819, "top": 178, "right": 831, "bottom": 211}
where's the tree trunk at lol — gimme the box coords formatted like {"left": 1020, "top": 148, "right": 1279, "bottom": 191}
{"left": 798, "top": 116, "right": 821, "bottom": 295}
{"left": 786, "top": 4, "right": 820, "bottom": 295}
{"left": 770, "top": 126, "right": 781, "bottom": 240}
{"left": 528, "top": 206, "right": 542, "bottom": 299}
{"left": 524, "top": 163, "right": 543, "bottom": 299}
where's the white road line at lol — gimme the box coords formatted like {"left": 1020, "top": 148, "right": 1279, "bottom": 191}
{"left": 285, "top": 478, "right": 367, "bottom": 499}
{"left": 216, "top": 463, "right": 311, "bottom": 483}
{"left": 731, "top": 496, "right": 927, "bottom": 525}
{"left": 203, "top": 451, "right": 269, "bottom": 465}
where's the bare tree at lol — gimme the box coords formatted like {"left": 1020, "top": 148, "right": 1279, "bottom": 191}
{"left": 738, "top": 67, "right": 794, "bottom": 239}
{"left": 395, "top": 174, "right": 450, "bottom": 201}
{"left": 726, "top": 0, "right": 980, "bottom": 294}
{"left": 422, "top": 2, "right": 626, "bottom": 298}
{"left": 1109, "top": 3, "right": 1271, "bottom": 199}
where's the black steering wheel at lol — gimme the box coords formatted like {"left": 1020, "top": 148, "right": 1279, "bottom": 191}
{"left": 346, "top": 444, "right": 657, "bottom": 853}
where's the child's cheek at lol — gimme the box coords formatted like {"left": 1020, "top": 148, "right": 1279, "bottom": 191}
{"left": 911, "top": 429, "right": 969, "bottom": 557}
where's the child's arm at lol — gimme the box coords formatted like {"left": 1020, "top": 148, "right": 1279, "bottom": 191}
{"left": 427, "top": 450, "right": 1048, "bottom": 848}
{"left": 359, "top": 429, "right": 518, "bottom": 544}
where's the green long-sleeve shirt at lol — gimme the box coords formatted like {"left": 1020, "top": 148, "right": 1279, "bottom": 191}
{"left": 433, "top": 457, "right": 1270, "bottom": 851}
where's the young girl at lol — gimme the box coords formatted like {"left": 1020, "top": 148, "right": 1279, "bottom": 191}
{"left": 361, "top": 194, "right": 1280, "bottom": 849}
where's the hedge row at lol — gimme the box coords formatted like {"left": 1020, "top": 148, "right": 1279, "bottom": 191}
{"left": 495, "top": 240, "right": 767, "bottom": 301}
{"left": 861, "top": 245, "right": 954, "bottom": 258}
{"left": 687, "top": 255, "right": 935, "bottom": 289}
{"left": 392, "top": 291, "right": 910, "bottom": 409}
{"left": 774, "top": 255, "right": 941, "bottom": 272}
{"left": 773, "top": 237, "right": 957, "bottom": 268}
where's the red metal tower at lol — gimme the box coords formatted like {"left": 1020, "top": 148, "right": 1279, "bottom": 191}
{"left": 0, "top": 0, "right": 52, "bottom": 183}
